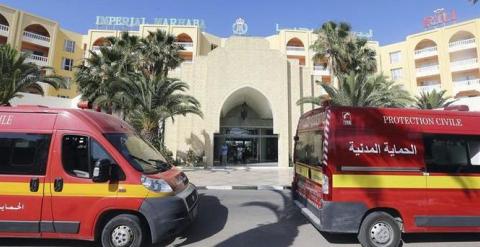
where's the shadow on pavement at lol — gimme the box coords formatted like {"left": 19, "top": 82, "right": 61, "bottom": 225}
{"left": 320, "top": 232, "right": 358, "bottom": 244}
{"left": 157, "top": 193, "right": 228, "bottom": 247}
{"left": 213, "top": 190, "right": 308, "bottom": 247}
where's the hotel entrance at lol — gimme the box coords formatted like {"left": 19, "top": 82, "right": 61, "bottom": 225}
{"left": 213, "top": 87, "right": 278, "bottom": 166}
{"left": 214, "top": 127, "right": 278, "bottom": 165}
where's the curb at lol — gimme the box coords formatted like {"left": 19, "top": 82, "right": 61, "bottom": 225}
{"left": 196, "top": 185, "right": 291, "bottom": 190}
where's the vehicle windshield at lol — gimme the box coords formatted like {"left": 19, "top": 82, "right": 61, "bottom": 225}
{"left": 105, "top": 133, "right": 171, "bottom": 174}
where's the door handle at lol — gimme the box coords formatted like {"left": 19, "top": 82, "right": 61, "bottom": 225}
{"left": 30, "top": 178, "right": 40, "bottom": 192}
{"left": 54, "top": 177, "right": 63, "bottom": 192}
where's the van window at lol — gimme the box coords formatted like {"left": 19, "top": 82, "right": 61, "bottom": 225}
{"left": 294, "top": 131, "right": 323, "bottom": 166}
{"left": 0, "top": 133, "right": 51, "bottom": 175}
{"left": 424, "top": 135, "right": 480, "bottom": 173}
{"left": 62, "top": 135, "right": 114, "bottom": 179}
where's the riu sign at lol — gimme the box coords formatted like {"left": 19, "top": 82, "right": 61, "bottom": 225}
{"left": 423, "top": 8, "right": 457, "bottom": 29}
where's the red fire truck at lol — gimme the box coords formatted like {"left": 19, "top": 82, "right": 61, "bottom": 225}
{"left": 0, "top": 106, "right": 198, "bottom": 247}
{"left": 292, "top": 106, "right": 480, "bottom": 247}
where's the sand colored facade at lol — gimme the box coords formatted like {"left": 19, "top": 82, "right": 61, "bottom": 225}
{"left": 1, "top": 3, "right": 480, "bottom": 166}
{"left": 0, "top": 4, "right": 83, "bottom": 98}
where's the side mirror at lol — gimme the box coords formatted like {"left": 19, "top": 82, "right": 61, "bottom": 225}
{"left": 92, "top": 159, "right": 112, "bottom": 183}
{"left": 294, "top": 136, "right": 299, "bottom": 142}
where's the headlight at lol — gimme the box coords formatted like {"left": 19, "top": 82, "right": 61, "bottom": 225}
{"left": 141, "top": 175, "right": 173, "bottom": 193}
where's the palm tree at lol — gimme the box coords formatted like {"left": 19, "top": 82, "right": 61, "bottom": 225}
{"left": 76, "top": 32, "right": 139, "bottom": 114}
{"left": 311, "top": 21, "right": 352, "bottom": 76}
{"left": 415, "top": 89, "right": 454, "bottom": 109}
{"left": 75, "top": 30, "right": 202, "bottom": 144}
{"left": 139, "top": 30, "right": 183, "bottom": 79}
{"left": 117, "top": 73, "right": 202, "bottom": 143}
{"left": 297, "top": 73, "right": 412, "bottom": 108}
{"left": 0, "top": 44, "right": 65, "bottom": 106}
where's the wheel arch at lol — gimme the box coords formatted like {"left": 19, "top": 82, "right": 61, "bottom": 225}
{"left": 93, "top": 209, "right": 151, "bottom": 243}
{"left": 361, "top": 207, "right": 404, "bottom": 232}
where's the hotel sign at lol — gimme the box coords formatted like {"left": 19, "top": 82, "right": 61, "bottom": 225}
{"left": 95, "top": 16, "right": 206, "bottom": 30}
{"left": 423, "top": 8, "right": 457, "bottom": 30}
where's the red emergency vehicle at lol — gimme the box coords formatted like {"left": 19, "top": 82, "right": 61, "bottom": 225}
{"left": 292, "top": 106, "right": 480, "bottom": 247}
{"left": 0, "top": 106, "right": 198, "bottom": 247}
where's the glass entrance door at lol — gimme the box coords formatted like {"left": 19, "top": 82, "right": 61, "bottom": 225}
{"left": 214, "top": 127, "right": 278, "bottom": 166}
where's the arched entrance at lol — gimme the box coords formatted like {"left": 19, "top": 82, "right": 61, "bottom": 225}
{"left": 214, "top": 87, "right": 278, "bottom": 166}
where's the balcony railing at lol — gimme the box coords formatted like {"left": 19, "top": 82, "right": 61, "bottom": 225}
{"left": 417, "top": 84, "right": 441, "bottom": 94}
{"left": 449, "top": 38, "right": 476, "bottom": 52}
{"left": 313, "top": 66, "right": 330, "bottom": 76}
{"left": 0, "top": 24, "right": 9, "bottom": 37}
{"left": 414, "top": 46, "right": 438, "bottom": 59}
{"left": 453, "top": 78, "right": 480, "bottom": 95}
{"left": 23, "top": 31, "right": 50, "bottom": 47}
{"left": 415, "top": 64, "right": 440, "bottom": 77}
{"left": 450, "top": 58, "right": 479, "bottom": 72}
{"left": 286, "top": 46, "right": 305, "bottom": 56}
{"left": 25, "top": 54, "right": 48, "bottom": 67}
{"left": 175, "top": 42, "right": 194, "bottom": 52}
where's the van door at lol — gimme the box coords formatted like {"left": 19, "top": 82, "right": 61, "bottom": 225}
{"left": 0, "top": 133, "right": 51, "bottom": 236}
{"left": 422, "top": 134, "right": 480, "bottom": 229}
{"left": 46, "top": 132, "right": 118, "bottom": 237}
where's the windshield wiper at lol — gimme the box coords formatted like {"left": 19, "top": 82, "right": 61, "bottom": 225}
{"left": 148, "top": 159, "right": 172, "bottom": 171}
{"left": 130, "top": 155, "right": 154, "bottom": 166}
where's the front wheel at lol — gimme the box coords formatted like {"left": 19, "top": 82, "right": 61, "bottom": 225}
{"left": 101, "top": 214, "right": 144, "bottom": 247}
{"left": 358, "top": 212, "right": 402, "bottom": 247}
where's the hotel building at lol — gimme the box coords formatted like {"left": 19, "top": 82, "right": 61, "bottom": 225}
{"left": 1, "top": 4, "right": 479, "bottom": 167}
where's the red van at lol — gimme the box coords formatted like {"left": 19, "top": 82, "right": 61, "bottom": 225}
{"left": 0, "top": 106, "right": 198, "bottom": 247}
{"left": 292, "top": 106, "right": 480, "bottom": 247}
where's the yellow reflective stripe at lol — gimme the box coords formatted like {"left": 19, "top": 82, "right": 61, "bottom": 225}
{"left": 295, "top": 163, "right": 310, "bottom": 178}
{"left": 310, "top": 169, "right": 323, "bottom": 184}
{"left": 333, "top": 175, "right": 426, "bottom": 189}
{"left": 0, "top": 182, "right": 44, "bottom": 196}
{"left": 51, "top": 183, "right": 120, "bottom": 197}
{"left": 428, "top": 176, "right": 480, "bottom": 189}
{"left": 0, "top": 182, "right": 170, "bottom": 198}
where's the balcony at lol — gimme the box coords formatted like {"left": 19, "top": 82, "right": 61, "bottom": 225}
{"left": 453, "top": 79, "right": 480, "bottom": 95}
{"left": 417, "top": 84, "right": 441, "bottom": 94}
{"left": 175, "top": 42, "right": 194, "bottom": 52}
{"left": 450, "top": 58, "right": 479, "bottom": 72}
{"left": 416, "top": 64, "right": 440, "bottom": 77}
{"left": 22, "top": 31, "right": 50, "bottom": 47}
{"left": 25, "top": 54, "right": 48, "bottom": 67}
{"left": 449, "top": 38, "right": 476, "bottom": 52}
{"left": 414, "top": 46, "right": 438, "bottom": 59}
{"left": 312, "top": 66, "right": 330, "bottom": 76}
{"left": 286, "top": 46, "right": 305, "bottom": 56}
{"left": 0, "top": 24, "right": 8, "bottom": 37}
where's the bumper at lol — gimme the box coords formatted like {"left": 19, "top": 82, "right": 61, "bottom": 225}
{"left": 139, "top": 183, "right": 199, "bottom": 243}
{"left": 293, "top": 191, "right": 367, "bottom": 233}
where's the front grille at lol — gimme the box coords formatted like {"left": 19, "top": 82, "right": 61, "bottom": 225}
{"left": 185, "top": 189, "right": 198, "bottom": 209}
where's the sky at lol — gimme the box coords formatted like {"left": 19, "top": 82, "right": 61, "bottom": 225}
{"left": 2, "top": 0, "right": 479, "bottom": 45}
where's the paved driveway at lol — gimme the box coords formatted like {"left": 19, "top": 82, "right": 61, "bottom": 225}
{"left": 2, "top": 190, "right": 480, "bottom": 247}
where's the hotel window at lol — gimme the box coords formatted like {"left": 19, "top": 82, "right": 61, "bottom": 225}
{"left": 64, "top": 40, "right": 75, "bottom": 53}
{"left": 391, "top": 68, "right": 403, "bottom": 81}
{"left": 389, "top": 51, "right": 401, "bottom": 64}
{"left": 62, "top": 58, "right": 74, "bottom": 71}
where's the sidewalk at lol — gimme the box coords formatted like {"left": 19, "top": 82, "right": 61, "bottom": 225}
{"left": 179, "top": 165, "right": 294, "bottom": 189}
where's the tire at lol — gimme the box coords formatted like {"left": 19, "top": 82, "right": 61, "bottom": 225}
{"left": 358, "top": 212, "right": 402, "bottom": 247}
{"left": 101, "top": 214, "right": 144, "bottom": 247}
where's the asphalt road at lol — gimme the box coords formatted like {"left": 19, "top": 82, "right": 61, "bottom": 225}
{"left": 2, "top": 190, "right": 480, "bottom": 247}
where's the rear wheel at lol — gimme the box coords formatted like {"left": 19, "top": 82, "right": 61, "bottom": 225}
{"left": 101, "top": 214, "right": 144, "bottom": 247}
{"left": 358, "top": 212, "right": 402, "bottom": 247}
